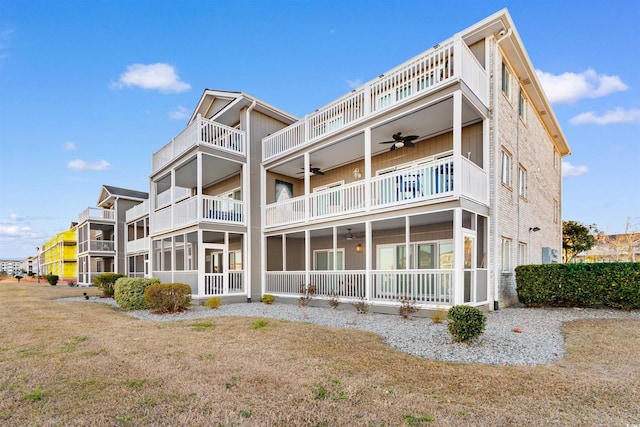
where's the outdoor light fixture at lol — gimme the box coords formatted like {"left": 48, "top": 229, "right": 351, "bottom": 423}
{"left": 529, "top": 227, "right": 540, "bottom": 232}
{"left": 353, "top": 168, "right": 362, "bottom": 180}
{"left": 356, "top": 243, "right": 363, "bottom": 253}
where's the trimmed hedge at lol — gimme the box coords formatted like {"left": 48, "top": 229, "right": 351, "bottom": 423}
{"left": 447, "top": 305, "right": 486, "bottom": 343}
{"left": 144, "top": 283, "right": 192, "bottom": 313}
{"left": 45, "top": 274, "right": 58, "bottom": 286}
{"left": 93, "top": 273, "right": 125, "bottom": 297}
{"left": 516, "top": 263, "right": 640, "bottom": 309}
{"left": 114, "top": 277, "right": 161, "bottom": 310}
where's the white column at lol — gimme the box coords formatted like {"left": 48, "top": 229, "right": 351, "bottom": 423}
{"left": 453, "top": 91, "right": 462, "bottom": 198}
{"left": 364, "top": 128, "right": 372, "bottom": 210}
{"left": 304, "top": 152, "right": 310, "bottom": 221}
{"left": 197, "top": 229, "right": 204, "bottom": 297}
{"left": 304, "top": 229, "right": 310, "bottom": 286}
{"left": 453, "top": 208, "right": 464, "bottom": 305}
{"left": 365, "top": 221, "right": 371, "bottom": 301}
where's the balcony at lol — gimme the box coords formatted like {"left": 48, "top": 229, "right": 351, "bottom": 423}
{"left": 263, "top": 37, "right": 487, "bottom": 161}
{"left": 152, "top": 116, "right": 246, "bottom": 173}
{"left": 126, "top": 237, "right": 150, "bottom": 254}
{"left": 79, "top": 207, "right": 115, "bottom": 223}
{"left": 265, "top": 157, "right": 487, "bottom": 228}
{"left": 78, "top": 240, "right": 115, "bottom": 254}
{"left": 126, "top": 199, "right": 150, "bottom": 222}
{"left": 150, "top": 195, "right": 244, "bottom": 235}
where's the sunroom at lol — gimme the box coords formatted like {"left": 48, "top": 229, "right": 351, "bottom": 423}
{"left": 264, "top": 209, "right": 489, "bottom": 308}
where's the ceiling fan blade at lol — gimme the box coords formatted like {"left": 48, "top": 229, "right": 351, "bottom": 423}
{"left": 404, "top": 140, "right": 415, "bottom": 148}
{"left": 379, "top": 140, "right": 396, "bottom": 144}
{"left": 402, "top": 135, "right": 419, "bottom": 142}
{"left": 389, "top": 144, "right": 397, "bottom": 151}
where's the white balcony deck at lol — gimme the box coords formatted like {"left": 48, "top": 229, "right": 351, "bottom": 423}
{"left": 150, "top": 195, "right": 245, "bottom": 235}
{"left": 265, "top": 157, "right": 487, "bottom": 228}
{"left": 263, "top": 38, "right": 488, "bottom": 161}
{"left": 126, "top": 237, "right": 150, "bottom": 254}
{"left": 79, "top": 207, "right": 115, "bottom": 224}
{"left": 126, "top": 199, "right": 150, "bottom": 222}
{"left": 152, "top": 116, "right": 246, "bottom": 174}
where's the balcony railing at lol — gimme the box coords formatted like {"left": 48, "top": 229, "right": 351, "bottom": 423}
{"left": 79, "top": 207, "right": 115, "bottom": 223}
{"left": 150, "top": 195, "right": 245, "bottom": 235}
{"left": 152, "top": 115, "right": 246, "bottom": 173}
{"left": 265, "top": 269, "right": 454, "bottom": 305}
{"left": 265, "top": 157, "right": 487, "bottom": 228}
{"left": 78, "top": 240, "right": 115, "bottom": 254}
{"left": 126, "top": 199, "right": 150, "bottom": 222}
{"left": 126, "top": 237, "right": 150, "bottom": 254}
{"left": 263, "top": 38, "right": 488, "bottom": 161}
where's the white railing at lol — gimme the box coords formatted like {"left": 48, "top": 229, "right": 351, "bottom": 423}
{"left": 126, "top": 200, "right": 150, "bottom": 222}
{"left": 156, "top": 190, "right": 172, "bottom": 209}
{"left": 204, "top": 273, "right": 224, "bottom": 295}
{"left": 263, "top": 38, "right": 488, "bottom": 161}
{"left": 264, "top": 157, "right": 489, "bottom": 228}
{"left": 264, "top": 197, "right": 306, "bottom": 227}
{"left": 79, "top": 207, "right": 115, "bottom": 223}
{"left": 229, "top": 271, "right": 244, "bottom": 294}
{"left": 460, "top": 157, "right": 488, "bottom": 204}
{"left": 173, "top": 197, "right": 198, "bottom": 229}
{"left": 308, "top": 271, "right": 366, "bottom": 298}
{"left": 265, "top": 269, "right": 454, "bottom": 304}
{"left": 126, "top": 237, "right": 150, "bottom": 254}
{"left": 371, "top": 158, "right": 455, "bottom": 208}
{"left": 152, "top": 116, "right": 246, "bottom": 173}
{"left": 202, "top": 195, "right": 244, "bottom": 223}
{"left": 309, "top": 181, "right": 365, "bottom": 218}
{"left": 265, "top": 271, "right": 306, "bottom": 294}
{"left": 89, "top": 240, "right": 115, "bottom": 252}
{"left": 371, "top": 270, "right": 453, "bottom": 304}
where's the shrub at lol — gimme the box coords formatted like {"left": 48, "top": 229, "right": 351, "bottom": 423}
{"left": 144, "top": 283, "right": 192, "bottom": 314}
{"left": 252, "top": 319, "right": 269, "bottom": 330}
{"left": 298, "top": 284, "right": 315, "bottom": 307}
{"left": 92, "top": 273, "right": 125, "bottom": 298}
{"left": 204, "top": 297, "right": 221, "bottom": 309}
{"left": 45, "top": 274, "right": 58, "bottom": 286}
{"left": 328, "top": 291, "right": 341, "bottom": 309}
{"left": 516, "top": 263, "right": 640, "bottom": 309}
{"left": 114, "top": 277, "right": 160, "bottom": 310}
{"left": 431, "top": 306, "right": 447, "bottom": 324}
{"left": 261, "top": 294, "right": 275, "bottom": 305}
{"left": 351, "top": 296, "right": 371, "bottom": 314}
{"left": 447, "top": 305, "right": 486, "bottom": 343}
{"left": 398, "top": 297, "right": 418, "bottom": 319}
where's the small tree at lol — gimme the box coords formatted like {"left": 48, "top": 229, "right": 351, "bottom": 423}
{"left": 562, "top": 220, "right": 598, "bottom": 263}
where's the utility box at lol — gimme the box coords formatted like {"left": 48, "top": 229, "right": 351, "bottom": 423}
{"left": 542, "top": 247, "right": 559, "bottom": 264}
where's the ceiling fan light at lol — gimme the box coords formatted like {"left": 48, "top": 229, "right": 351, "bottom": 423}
{"left": 395, "top": 142, "right": 404, "bottom": 148}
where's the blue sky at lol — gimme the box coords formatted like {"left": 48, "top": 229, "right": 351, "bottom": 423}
{"left": 0, "top": 0, "right": 639, "bottom": 259}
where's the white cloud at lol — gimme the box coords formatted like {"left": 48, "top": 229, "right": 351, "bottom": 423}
{"left": 536, "top": 69, "right": 627, "bottom": 104}
{"left": 111, "top": 63, "right": 191, "bottom": 94}
{"left": 346, "top": 79, "right": 363, "bottom": 89}
{"left": 63, "top": 141, "right": 77, "bottom": 151}
{"left": 570, "top": 108, "right": 640, "bottom": 125}
{"left": 562, "top": 161, "right": 589, "bottom": 178}
{"left": 168, "top": 106, "right": 190, "bottom": 120}
{"left": 67, "top": 159, "right": 111, "bottom": 171}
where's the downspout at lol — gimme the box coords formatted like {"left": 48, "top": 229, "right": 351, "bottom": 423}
{"left": 245, "top": 99, "right": 257, "bottom": 303}
{"left": 492, "top": 28, "right": 512, "bottom": 311}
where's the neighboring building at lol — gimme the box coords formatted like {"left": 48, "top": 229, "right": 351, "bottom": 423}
{"left": 0, "top": 260, "right": 23, "bottom": 276}
{"left": 130, "top": 9, "right": 570, "bottom": 311}
{"left": 21, "top": 256, "right": 38, "bottom": 276}
{"left": 145, "top": 90, "right": 296, "bottom": 299}
{"left": 41, "top": 227, "right": 77, "bottom": 280}
{"left": 77, "top": 185, "right": 148, "bottom": 285}
{"left": 575, "top": 233, "right": 640, "bottom": 263}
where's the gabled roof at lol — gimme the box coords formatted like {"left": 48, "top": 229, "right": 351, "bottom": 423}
{"left": 458, "top": 9, "right": 570, "bottom": 156}
{"left": 97, "top": 185, "right": 149, "bottom": 208}
{"left": 188, "top": 89, "right": 298, "bottom": 128}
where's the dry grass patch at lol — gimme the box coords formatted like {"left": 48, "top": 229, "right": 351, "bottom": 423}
{"left": 0, "top": 281, "right": 639, "bottom": 426}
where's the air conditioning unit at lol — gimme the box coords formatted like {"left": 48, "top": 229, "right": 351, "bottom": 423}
{"left": 542, "top": 247, "right": 558, "bottom": 264}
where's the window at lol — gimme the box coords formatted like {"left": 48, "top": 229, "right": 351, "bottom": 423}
{"left": 314, "top": 249, "right": 344, "bottom": 271}
{"left": 501, "top": 149, "right": 512, "bottom": 187}
{"left": 501, "top": 63, "right": 511, "bottom": 98}
{"left": 518, "top": 89, "right": 527, "bottom": 121}
{"left": 518, "top": 242, "right": 528, "bottom": 265}
{"left": 518, "top": 165, "right": 527, "bottom": 198}
{"left": 501, "top": 237, "right": 512, "bottom": 272}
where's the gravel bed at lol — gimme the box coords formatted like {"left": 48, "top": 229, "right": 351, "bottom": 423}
{"left": 59, "top": 297, "right": 640, "bottom": 366}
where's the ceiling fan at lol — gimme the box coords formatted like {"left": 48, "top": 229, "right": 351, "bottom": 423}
{"left": 379, "top": 132, "right": 419, "bottom": 151}
{"left": 344, "top": 228, "right": 359, "bottom": 240}
{"left": 298, "top": 166, "right": 324, "bottom": 176}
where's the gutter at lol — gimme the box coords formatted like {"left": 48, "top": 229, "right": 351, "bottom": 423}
{"left": 492, "top": 28, "right": 512, "bottom": 310}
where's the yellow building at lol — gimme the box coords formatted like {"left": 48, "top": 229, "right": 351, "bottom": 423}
{"left": 41, "top": 227, "right": 77, "bottom": 281}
